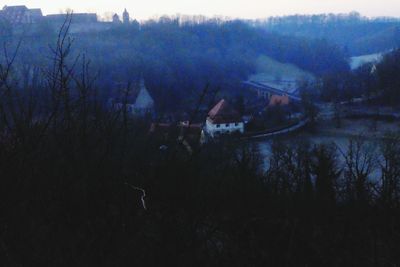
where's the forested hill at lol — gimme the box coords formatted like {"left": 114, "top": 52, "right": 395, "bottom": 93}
{"left": 1, "top": 18, "right": 348, "bottom": 110}
{"left": 255, "top": 13, "right": 400, "bottom": 56}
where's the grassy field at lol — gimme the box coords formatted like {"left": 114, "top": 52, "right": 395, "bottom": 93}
{"left": 249, "top": 55, "right": 315, "bottom": 82}
{"left": 350, "top": 52, "right": 384, "bottom": 70}
{"left": 248, "top": 55, "right": 315, "bottom": 93}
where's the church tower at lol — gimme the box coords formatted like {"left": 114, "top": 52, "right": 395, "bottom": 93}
{"left": 123, "top": 8, "right": 130, "bottom": 24}
{"left": 112, "top": 13, "right": 121, "bottom": 24}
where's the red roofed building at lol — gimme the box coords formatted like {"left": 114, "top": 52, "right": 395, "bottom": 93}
{"left": 204, "top": 99, "right": 244, "bottom": 137}
{"left": 269, "top": 94, "right": 290, "bottom": 107}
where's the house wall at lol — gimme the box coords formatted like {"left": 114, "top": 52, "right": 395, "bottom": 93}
{"left": 205, "top": 119, "right": 244, "bottom": 137}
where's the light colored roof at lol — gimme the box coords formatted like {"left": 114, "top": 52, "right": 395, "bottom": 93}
{"left": 134, "top": 80, "right": 154, "bottom": 110}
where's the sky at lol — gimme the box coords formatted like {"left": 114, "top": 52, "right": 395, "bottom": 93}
{"left": 1, "top": 0, "right": 400, "bottom": 20}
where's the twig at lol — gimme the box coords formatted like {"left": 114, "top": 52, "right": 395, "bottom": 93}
{"left": 124, "top": 182, "right": 147, "bottom": 210}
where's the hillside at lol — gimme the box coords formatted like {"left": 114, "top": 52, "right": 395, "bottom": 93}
{"left": 256, "top": 14, "right": 400, "bottom": 56}
{"left": 351, "top": 26, "right": 400, "bottom": 55}
{"left": 249, "top": 55, "right": 315, "bottom": 93}
{"left": 1, "top": 18, "right": 348, "bottom": 111}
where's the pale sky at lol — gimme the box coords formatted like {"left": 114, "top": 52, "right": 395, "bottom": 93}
{"left": 1, "top": 0, "right": 400, "bottom": 20}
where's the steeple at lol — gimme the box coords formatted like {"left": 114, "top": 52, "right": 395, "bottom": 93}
{"left": 133, "top": 78, "right": 154, "bottom": 112}
{"left": 123, "top": 8, "right": 130, "bottom": 24}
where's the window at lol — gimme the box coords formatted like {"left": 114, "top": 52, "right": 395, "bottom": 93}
{"left": 216, "top": 124, "right": 220, "bottom": 128}
{"left": 226, "top": 123, "right": 229, "bottom": 127}
{"left": 235, "top": 123, "right": 239, "bottom": 126}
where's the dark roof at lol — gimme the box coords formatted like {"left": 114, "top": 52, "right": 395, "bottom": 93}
{"left": 149, "top": 122, "right": 202, "bottom": 135}
{"left": 179, "top": 123, "right": 202, "bottom": 137}
{"left": 149, "top": 122, "right": 202, "bottom": 146}
{"left": 207, "top": 99, "right": 241, "bottom": 124}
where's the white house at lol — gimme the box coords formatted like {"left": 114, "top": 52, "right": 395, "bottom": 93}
{"left": 204, "top": 99, "right": 244, "bottom": 138}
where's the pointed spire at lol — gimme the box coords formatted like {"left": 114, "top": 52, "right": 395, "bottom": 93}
{"left": 123, "top": 8, "right": 130, "bottom": 24}
{"left": 134, "top": 79, "right": 154, "bottom": 110}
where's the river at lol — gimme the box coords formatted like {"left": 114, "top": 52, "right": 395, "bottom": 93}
{"left": 256, "top": 131, "right": 382, "bottom": 178}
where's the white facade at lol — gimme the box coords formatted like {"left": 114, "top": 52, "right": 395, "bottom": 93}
{"left": 205, "top": 119, "right": 244, "bottom": 137}
{"left": 108, "top": 79, "right": 154, "bottom": 117}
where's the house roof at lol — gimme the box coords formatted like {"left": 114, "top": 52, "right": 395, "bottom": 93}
{"left": 149, "top": 122, "right": 202, "bottom": 135}
{"left": 149, "top": 122, "right": 202, "bottom": 149}
{"left": 269, "top": 94, "right": 290, "bottom": 107}
{"left": 207, "top": 99, "right": 241, "bottom": 124}
{"left": 134, "top": 80, "right": 154, "bottom": 110}
{"left": 179, "top": 123, "right": 202, "bottom": 137}
{"left": 110, "top": 79, "right": 154, "bottom": 111}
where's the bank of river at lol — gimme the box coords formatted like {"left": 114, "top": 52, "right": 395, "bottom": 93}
{"left": 255, "top": 117, "right": 400, "bottom": 174}
{"left": 256, "top": 132, "right": 365, "bottom": 170}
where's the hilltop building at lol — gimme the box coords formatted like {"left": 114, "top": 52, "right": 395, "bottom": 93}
{"left": 45, "top": 13, "right": 98, "bottom": 24}
{"left": 0, "top": 5, "right": 43, "bottom": 24}
{"left": 45, "top": 13, "right": 105, "bottom": 33}
{"left": 204, "top": 99, "right": 244, "bottom": 137}
{"left": 123, "top": 9, "right": 130, "bottom": 24}
{"left": 112, "top": 13, "right": 121, "bottom": 24}
{"left": 0, "top": 5, "right": 139, "bottom": 33}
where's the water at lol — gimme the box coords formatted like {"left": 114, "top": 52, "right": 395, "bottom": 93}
{"left": 256, "top": 132, "right": 382, "bottom": 180}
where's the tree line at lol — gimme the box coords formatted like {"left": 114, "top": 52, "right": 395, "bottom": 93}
{"left": 256, "top": 12, "right": 400, "bottom": 56}
{"left": 316, "top": 48, "right": 400, "bottom": 106}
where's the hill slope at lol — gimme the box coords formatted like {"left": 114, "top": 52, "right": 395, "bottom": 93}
{"left": 249, "top": 55, "right": 315, "bottom": 93}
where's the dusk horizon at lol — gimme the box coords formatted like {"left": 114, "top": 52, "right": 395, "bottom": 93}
{"left": 1, "top": 0, "right": 400, "bottom": 20}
